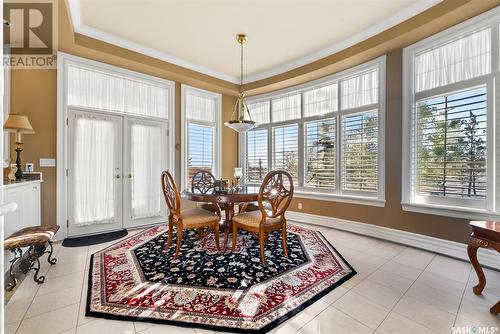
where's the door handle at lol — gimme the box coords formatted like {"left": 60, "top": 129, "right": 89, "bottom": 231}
{"left": 127, "top": 173, "right": 132, "bottom": 179}
{"left": 115, "top": 174, "right": 121, "bottom": 179}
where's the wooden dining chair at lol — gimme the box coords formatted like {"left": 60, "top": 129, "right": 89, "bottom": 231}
{"left": 161, "top": 171, "right": 221, "bottom": 260}
{"left": 231, "top": 170, "right": 294, "bottom": 266}
{"left": 191, "top": 170, "right": 223, "bottom": 212}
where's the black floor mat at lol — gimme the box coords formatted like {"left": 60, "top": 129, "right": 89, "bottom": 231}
{"left": 62, "top": 229, "right": 128, "bottom": 247}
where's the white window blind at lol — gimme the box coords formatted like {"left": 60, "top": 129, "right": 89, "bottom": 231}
{"left": 246, "top": 128, "right": 269, "bottom": 183}
{"left": 182, "top": 85, "right": 220, "bottom": 188}
{"left": 342, "top": 111, "right": 378, "bottom": 192}
{"left": 415, "top": 87, "right": 487, "bottom": 201}
{"left": 247, "top": 100, "right": 270, "bottom": 124}
{"left": 67, "top": 65, "right": 169, "bottom": 119}
{"left": 304, "top": 83, "right": 338, "bottom": 117}
{"left": 403, "top": 8, "right": 500, "bottom": 217}
{"left": 273, "top": 124, "right": 299, "bottom": 182}
{"left": 272, "top": 93, "right": 301, "bottom": 122}
{"left": 341, "top": 69, "right": 378, "bottom": 110}
{"left": 414, "top": 29, "right": 491, "bottom": 93}
{"left": 305, "top": 119, "right": 336, "bottom": 189}
{"left": 242, "top": 57, "right": 385, "bottom": 204}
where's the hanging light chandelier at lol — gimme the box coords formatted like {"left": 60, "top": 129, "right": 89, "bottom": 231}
{"left": 225, "top": 34, "right": 256, "bottom": 133}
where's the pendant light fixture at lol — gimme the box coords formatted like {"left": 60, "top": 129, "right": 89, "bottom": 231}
{"left": 225, "top": 34, "right": 256, "bottom": 133}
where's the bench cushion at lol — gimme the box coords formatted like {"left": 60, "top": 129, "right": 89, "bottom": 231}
{"left": 4, "top": 225, "right": 59, "bottom": 250}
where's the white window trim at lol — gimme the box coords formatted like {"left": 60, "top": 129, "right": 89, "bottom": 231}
{"left": 239, "top": 56, "right": 386, "bottom": 206}
{"left": 56, "top": 52, "right": 175, "bottom": 240}
{"left": 180, "top": 84, "right": 222, "bottom": 191}
{"left": 402, "top": 6, "right": 500, "bottom": 220}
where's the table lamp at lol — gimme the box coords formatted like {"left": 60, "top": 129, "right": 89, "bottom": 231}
{"left": 4, "top": 113, "right": 35, "bottom": 180}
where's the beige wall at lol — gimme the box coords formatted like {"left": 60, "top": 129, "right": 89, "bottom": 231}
{"left": 7, "top": 0, "right": 238, "bottom": 227}
{"left": 6, "top": 0, "right": 500, "bottom": 244}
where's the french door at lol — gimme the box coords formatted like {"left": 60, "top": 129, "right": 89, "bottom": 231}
{"left": 67, "top": 108, "right": 168, "bottom": 237}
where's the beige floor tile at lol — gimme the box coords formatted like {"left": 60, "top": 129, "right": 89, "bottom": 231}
{"left": 333, "top": 290, "right": 390, "bottom": 330}
{"left": 367, "top": 269, "right": 414, "bottom": 293}
{"left": 425, "top": 255, "right": 471, "bottom": 284}
{"left": 320, "top": 285, "right": 349, "bottom": 305}
{"left": 5, "top": 298, "right": 32, "bottom": 324}
{"left": 352, "top": 279, "right": 404, "bottom": 309}
{"left": 392, "top": 248, "right": 435, "bottom": 270}
{"left": 379, "top": 260, "right": 422, "bottom": 281}
{"left": 59, "top": 328, "right": 77, "bottom": 334}
{"left": 45, "top": 259, "right": 87, "bottom": 278}
{"left": 457, "top": 296, "right": 500, "bottom": 328}
{"left": 416, "top": 271, "right": 466, "bottom": 297}
{"left": 289, "top": 299, "right": 330, "bottom": 328}
{"left": 139, "top": 324, "right": 196, "bottom": 333}
{"left": 363, "top": 241, "right": 405, "bottom": 260}
{"left": 4, "top": 321, "right": 21, "bottom": 334}
{"left": 405, "top": 281, "right": 462, "bottom": 314}
{"left": 393, "top": 295, "right": 455, "bottom": 333}
{"left": 297, "top": 306, "right": 372, "bottom": 334}
{"left": 134, "top": 321, "right": 156, "bottom": 332}
{"left": 25, "top": 286, "right": 81, "bottom": 318}
{"left": 453, "top": 315, "right": 500, "bottom": 332}
{"left": 17, "top": 303, "right": 79, "bottom": 334}
{"left": 377, "top": 312, "right": 437, "bottom": 334}
{"left": 36, "top": 271, "right": 85, "bottom": 296}
{"left": 76, "top": 318, "right": 135, "bottom": 334}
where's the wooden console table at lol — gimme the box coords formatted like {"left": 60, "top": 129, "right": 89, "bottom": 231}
{"left": 468, "top": 221, "right": 500, "bottom": 314}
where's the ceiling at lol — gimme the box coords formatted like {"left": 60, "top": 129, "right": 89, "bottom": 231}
{"left": 69, "top": 0, "right": 441, "bottom": 84}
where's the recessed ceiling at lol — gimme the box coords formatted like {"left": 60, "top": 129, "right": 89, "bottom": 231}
{"left": 68, "top": 0, "right": 441, "bottom": 84}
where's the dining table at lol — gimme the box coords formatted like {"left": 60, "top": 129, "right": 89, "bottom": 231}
{"left": 182, "top": 185, "right": 261, "bottom": 251}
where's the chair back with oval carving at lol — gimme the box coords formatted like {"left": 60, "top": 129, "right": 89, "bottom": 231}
{"left": 191, "top": 170, "right": 216, "bottom": 194}
{"left": 161, "top": 171, "right": 180, "bottom": 217}
{"left": 258, "top": 170, "right": 294, "bottom": 219}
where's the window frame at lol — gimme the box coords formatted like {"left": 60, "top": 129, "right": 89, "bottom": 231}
{"left": 239, "top": 56, "right": 386, "bottom": 207}
{"left": 181, "top": 84, "right": 222, "bottom": 191}
{"left": 402, "top": 6, "right": 500, "bottom": 220}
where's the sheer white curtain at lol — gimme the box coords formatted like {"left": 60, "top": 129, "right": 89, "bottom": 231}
{"left": 131, "top": 124, "right": 162, "bottom": 219}
{"left": 186, "top": 91, "right": 216, "bottom": 122}
{"left": 73, "top": 115, "right": 116, "bottom": 226}
{"left": 414, "top": 28, "right": 491, "bottom": 92}
{"left": 304, "top": 83, "right": 338, "bottom": 117}
{"left": 341, "top": 69, "right": 378, "bottom": 110}
{"left": 271, "top": 93, "right": 301, "bottom": 122}
{"left": 67, "top": 65, "right": 169, "bottom": 118}
{"left": 247, "top": 100, "right": 270, "bottom": 124}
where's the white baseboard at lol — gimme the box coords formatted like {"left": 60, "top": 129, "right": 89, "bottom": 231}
{"left": 287, "top": 211, "right": 499, "bottom": 270}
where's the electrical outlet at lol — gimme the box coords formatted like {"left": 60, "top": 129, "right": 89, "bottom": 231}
{"left": 298, "top": 202, "right": 303, "bottom": 210}
{"left": 40, "top": 158, "right": 56, "bottom": 167}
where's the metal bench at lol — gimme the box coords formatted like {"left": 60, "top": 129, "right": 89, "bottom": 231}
{"left": 4, "top": 224, "right": 59, "bottom": 291}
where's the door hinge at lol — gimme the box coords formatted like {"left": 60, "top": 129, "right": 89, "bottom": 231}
{"left": 66, "top": 219, "right": 69, "bottom": 228}
{"left": 66, "top": 169, "right": 69, "bottom": 177}
{"left": 66, "top": 118, "right": 68, "bottom": 126}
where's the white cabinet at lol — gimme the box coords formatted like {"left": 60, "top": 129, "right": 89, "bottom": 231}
{"left": 3, "top": 180, "right": 42, "bottom": 271}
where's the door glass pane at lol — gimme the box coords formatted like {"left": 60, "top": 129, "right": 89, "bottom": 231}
{"left": 73, "top": 116, "right": 116, "bottom": 225}
{"left": 131, "top": 123, "right": 162, "bottom": 219}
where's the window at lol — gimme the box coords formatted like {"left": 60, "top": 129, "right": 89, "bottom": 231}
{"left": 181, "top": 85, "right": 221, "bottom": 189}
{"left": 241, "top": 57, "right": 385, "bottom": 205}
{"left": 402, "top": 7, "right": 500, "bottom": 219}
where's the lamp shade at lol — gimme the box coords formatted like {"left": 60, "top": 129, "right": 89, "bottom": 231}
{"left": 4, "top": 114, "right": 35, "bottom": 134}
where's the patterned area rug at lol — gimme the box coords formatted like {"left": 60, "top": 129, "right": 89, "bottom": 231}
{"left": 86, "top": 224, "right": 356, "bottom": 333}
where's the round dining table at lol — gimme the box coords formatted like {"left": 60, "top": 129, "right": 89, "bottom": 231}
{"left": 182, "top": 185, "right": 260, "bottom": 251}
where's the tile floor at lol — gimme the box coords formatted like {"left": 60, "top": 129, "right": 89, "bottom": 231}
{"left": 4, "top": 222, "right": 500, "bottom": 334}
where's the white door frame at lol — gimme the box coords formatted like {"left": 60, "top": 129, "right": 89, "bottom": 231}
{"left": 123, "top": 117, "right": 169, "bottom": 228}
{"left": 57, "top": 52, "right": 175, "bottom": 240}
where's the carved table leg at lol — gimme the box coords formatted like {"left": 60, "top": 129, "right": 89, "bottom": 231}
{"left": 467, "top": 238, "right": 487, "bottom": 295}
{"left": 223, "top": 203, "right": 234, "bottom": 253}
{"left": 490, "top": 301, "right": 500, "bottom": 314}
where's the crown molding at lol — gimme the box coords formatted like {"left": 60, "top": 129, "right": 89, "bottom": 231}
{"left": 67, "top": 0, "right": 442, "bottom": 85}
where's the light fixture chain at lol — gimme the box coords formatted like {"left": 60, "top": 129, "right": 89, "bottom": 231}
{"left": 240, "top": 40, "right": 244, "bottom": 88}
